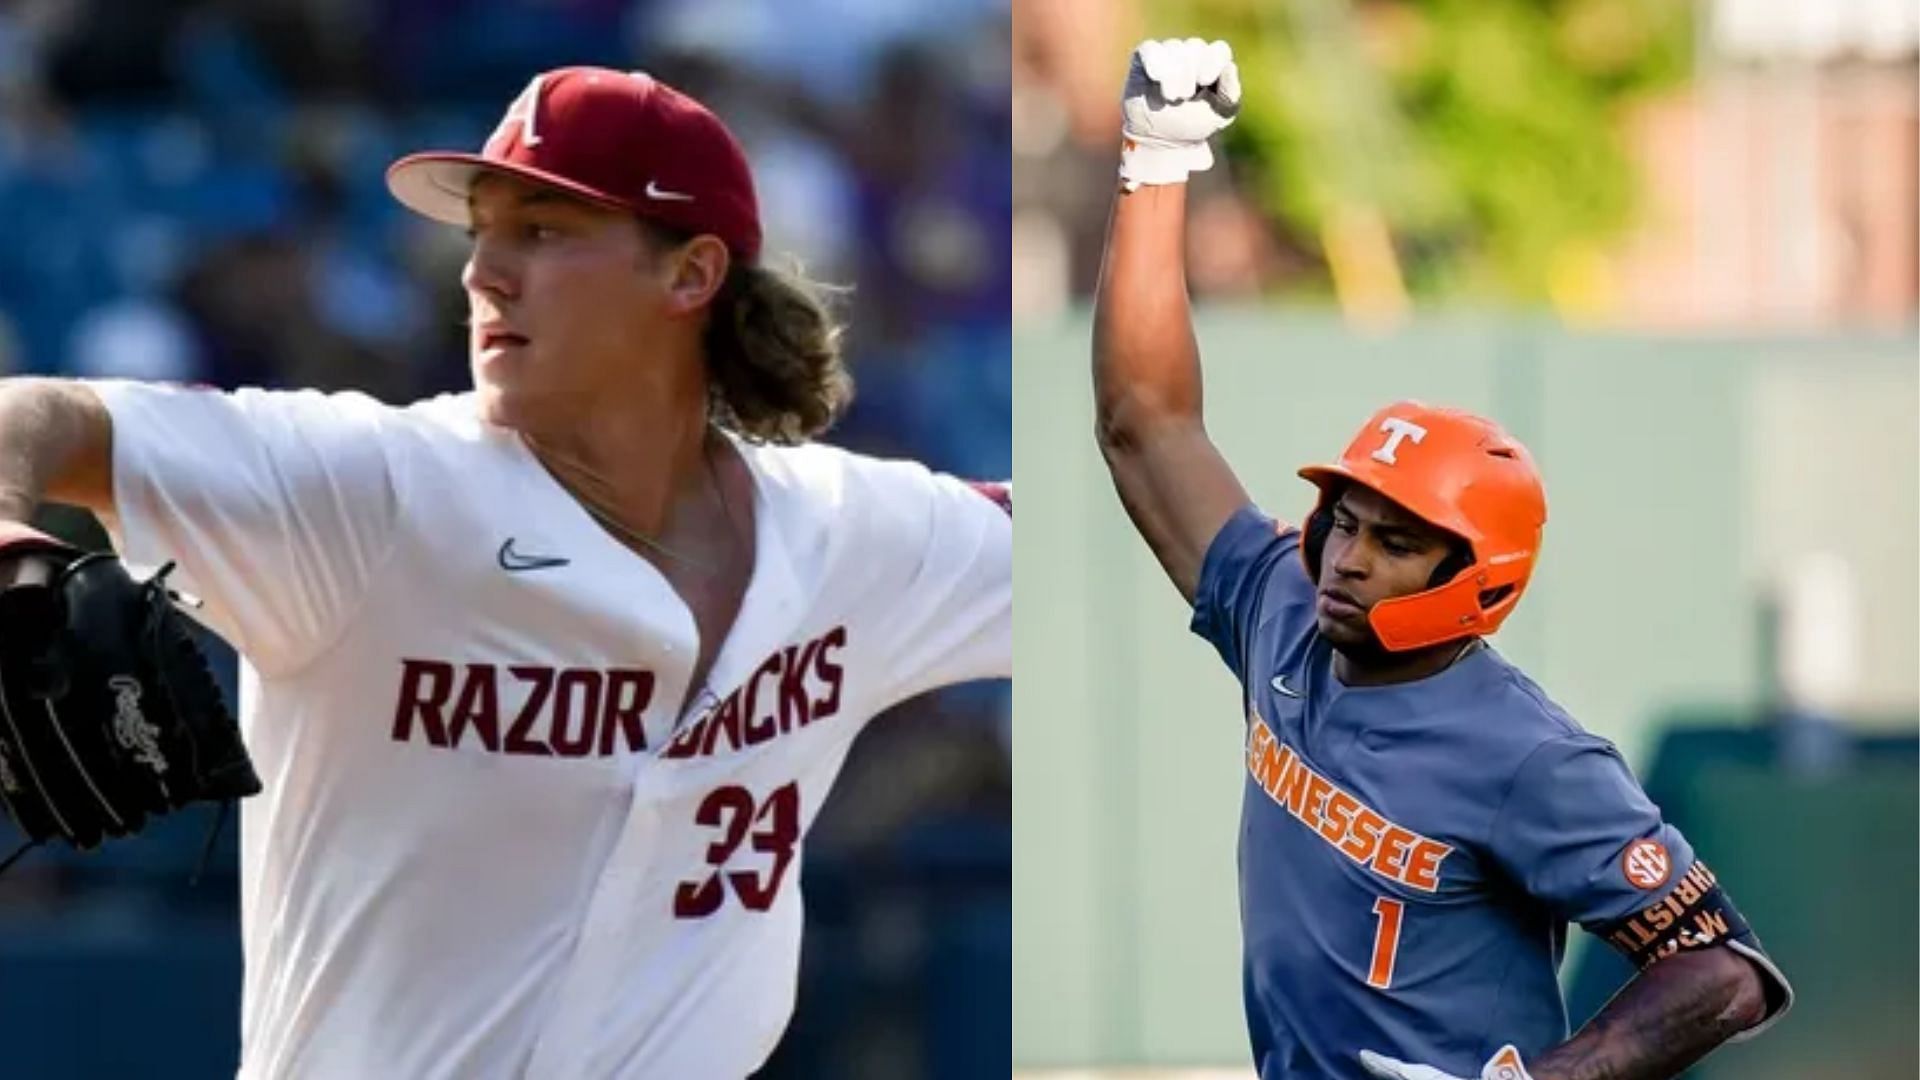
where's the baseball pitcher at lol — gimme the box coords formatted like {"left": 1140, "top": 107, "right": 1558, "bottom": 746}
{"left": 0, "top": 67, "right": 1010, "bottom": 1079}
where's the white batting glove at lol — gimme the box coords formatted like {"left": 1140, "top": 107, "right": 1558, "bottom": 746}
{"left": 1119, "top": 37, "right": 1242, "bottom": 189}
{"left": 1359, "top": 1044, "right": 1533, "bottom": 1080}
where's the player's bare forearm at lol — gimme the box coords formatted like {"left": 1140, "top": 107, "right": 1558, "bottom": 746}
{"left": 1091, "top": 185, "right": 1249, "bottom": 600}
{"left": 1093, "top": 183, "right": 1200, "bottom": 439}
{"left": 0, "top": 377, "right": 116, "bottom": 520}
{"left": 1528, "top": 947, "right": 1769, "bottom": 1080}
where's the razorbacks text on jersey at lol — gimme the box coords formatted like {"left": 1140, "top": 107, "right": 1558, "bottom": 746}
{"left": 90, "top": 380, "right": 1011, "bottom": 1080}
{"left": 1190, "top": 506, "right": 1789, "bottom": 1080}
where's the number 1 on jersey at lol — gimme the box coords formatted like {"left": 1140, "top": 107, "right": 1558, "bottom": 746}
{"left": 1368, "top": 897, "right": 1405, "bottom": 989}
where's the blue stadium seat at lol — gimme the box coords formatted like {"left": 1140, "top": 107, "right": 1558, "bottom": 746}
{"left": 0, "top": 917, "right": 244, "bottom": 1078}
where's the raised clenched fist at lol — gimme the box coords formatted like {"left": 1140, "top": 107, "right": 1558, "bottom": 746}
{"left": 1119, "top": 37, "right": 1242, "bottom": 189}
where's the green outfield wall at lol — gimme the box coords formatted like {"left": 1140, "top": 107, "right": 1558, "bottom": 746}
{"left": 1011, "top": 312, "right": 1919, "bottom": 1068}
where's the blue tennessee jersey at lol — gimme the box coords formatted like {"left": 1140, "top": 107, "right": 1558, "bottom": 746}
{"left": 1190, "top": 507, "right": 1698, "bottom": 1079}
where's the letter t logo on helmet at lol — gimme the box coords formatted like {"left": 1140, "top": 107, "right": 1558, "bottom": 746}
{"left": 1370, "top": 417, "right": 1428, "bottom": 465}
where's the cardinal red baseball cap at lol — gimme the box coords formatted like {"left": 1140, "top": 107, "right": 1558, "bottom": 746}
{"left": 387, "top": 67, "right": 763, "bottom": 262}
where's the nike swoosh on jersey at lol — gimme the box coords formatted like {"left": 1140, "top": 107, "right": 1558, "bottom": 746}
{"left": 1270, "top": 674, "right": 1302, "bottom": 698}
{"left": 497, "top": 538, "right": 571, "bottom": 572}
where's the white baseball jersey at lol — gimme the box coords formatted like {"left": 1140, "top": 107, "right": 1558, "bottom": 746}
{"left": 88, "top": 380, "right": 1011, "bottom": 1080}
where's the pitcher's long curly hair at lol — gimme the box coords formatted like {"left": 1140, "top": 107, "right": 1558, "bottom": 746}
{"left": 637, "top": 221, "right": 853, "bottom": 444}
{"left": 701, "top": 260, "right": 855, "bottom": 444}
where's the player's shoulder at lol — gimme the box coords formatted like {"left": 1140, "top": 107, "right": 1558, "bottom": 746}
{"left": 739, "top": 437, "right": 994, "bottom": 517}
{"left": 91, "top": 378, "right": 395, "bottom": 426}
{"left": 1453, "top": 648, "right": 1609, "bottom": 762}
{"left": 1203, "top": 504, "right": 1307, "bottom": 582}
{"left": 368, "top": 391, "right": 525, "bottom": 457}
{"left": 1376, "top": 651, "right": 1618, "bottom": 823}
{"left": 193, "top": 383, "right": 473, "bottom": 444}
{"left": 396, "top": 391, "right": 489, "bottom": 438}
{"left": 1198, "top": 505, "right": 1313, "bottom": 620}
{"left": 1480, "top": 654, "right": 1584, "bottom": 732}
{"left": 739, "top": 439, "right": 1008, "bottom": 584}
{"left": 733, "top": 438, "right": 865, "bottom": 505}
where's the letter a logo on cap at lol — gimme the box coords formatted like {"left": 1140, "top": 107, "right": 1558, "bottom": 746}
{"left": 1371, "top": 417, "right": 1428, "bottom": 465}
{"left": 490, "top": 74, "right": 547, "bottom": 152}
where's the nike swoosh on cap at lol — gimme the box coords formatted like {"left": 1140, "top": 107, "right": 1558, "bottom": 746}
{"left": 644, "top": 180, "right": 694, "bottom": 202}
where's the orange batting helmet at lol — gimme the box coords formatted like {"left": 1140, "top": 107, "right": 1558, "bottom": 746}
{"left": 1298, "top": 401, "right": 1547, "bottom": 652}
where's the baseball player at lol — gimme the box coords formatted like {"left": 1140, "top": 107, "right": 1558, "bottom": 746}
{"left": 1091, "top": 38, "right": 1791, "bottom": 1080}
{"left": 0, "top": 67, "right": 1010, "bottom": 1078}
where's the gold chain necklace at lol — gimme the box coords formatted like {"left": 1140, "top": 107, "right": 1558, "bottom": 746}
{"left": 532, "top": 430, "right": 742, "bottom": 576}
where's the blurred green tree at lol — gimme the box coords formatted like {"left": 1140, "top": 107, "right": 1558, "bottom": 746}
{"left": 1146, "top": 0, "right": 1693, "bottom": 304}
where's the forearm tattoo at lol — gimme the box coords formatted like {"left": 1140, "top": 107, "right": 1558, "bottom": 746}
{"left": 1528, "top": 948, "right": 1763, "bottom": 1080}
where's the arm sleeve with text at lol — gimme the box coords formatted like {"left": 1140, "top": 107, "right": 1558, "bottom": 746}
{"left": 1188, "top": 504, "right": 1300, "bottom": 685}
{"left": 89, "top": 381, "right": 402, "bottom": 676}
{"left": 866, "top": 467, "right": 1011, "bottom": 708}
{"left": 1487, "top": 735, "right": 1698, "bottom": 929}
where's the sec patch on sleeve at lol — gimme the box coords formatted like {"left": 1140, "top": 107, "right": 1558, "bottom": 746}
{"left": 1621, "top": 838, "right": 1671, "bottom": 890}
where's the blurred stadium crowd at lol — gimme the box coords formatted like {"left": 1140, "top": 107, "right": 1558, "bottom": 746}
{"left": 0, "top": 1, "right": 1009, "bottom": 1077}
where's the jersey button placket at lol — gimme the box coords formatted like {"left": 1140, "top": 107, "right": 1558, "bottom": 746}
{"left": 524, "top": 786, "right": 662, "bottom": 1076}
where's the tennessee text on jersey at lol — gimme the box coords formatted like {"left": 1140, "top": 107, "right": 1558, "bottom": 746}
{"left": 1246, "top": 715, "right": 1453, "bottom": 892}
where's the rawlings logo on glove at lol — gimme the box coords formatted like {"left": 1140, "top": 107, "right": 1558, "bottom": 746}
{"left": 1119, "top": 37, "right": 1243, "bottom": 189}
{"left": 0, "top": 523, "right": 261, "bottom": 873}
{"left": 110, "top": 675, "right": 170, "bottom": 776}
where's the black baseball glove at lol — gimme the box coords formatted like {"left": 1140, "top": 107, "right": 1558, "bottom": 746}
{"left": 0, "top": 524, "right": 261, "bottom": 871}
